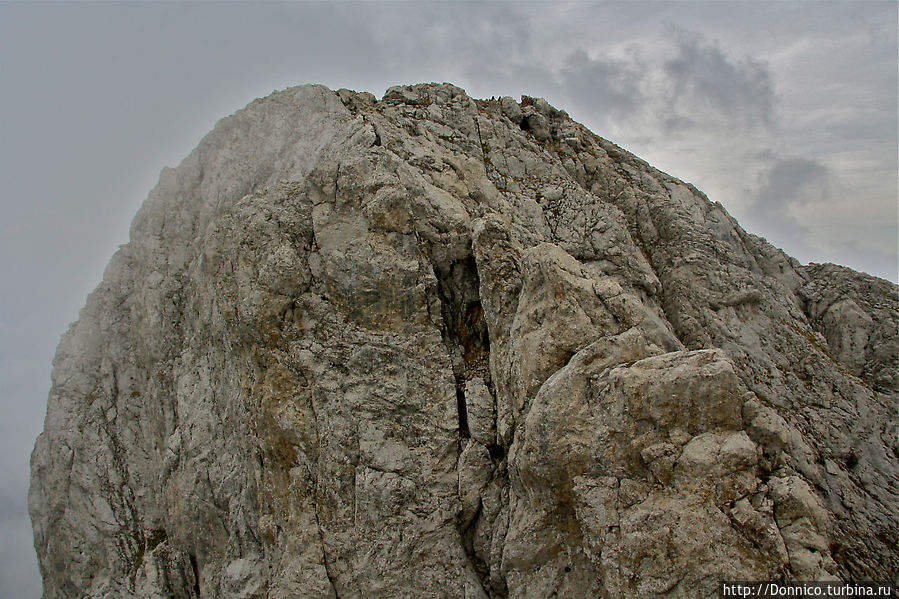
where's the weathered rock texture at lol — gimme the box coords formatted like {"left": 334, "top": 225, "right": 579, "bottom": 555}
{"left": 30, "top": 84, "right": 898, "bottom": 598}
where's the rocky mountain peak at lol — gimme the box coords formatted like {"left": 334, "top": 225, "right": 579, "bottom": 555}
{"left": 30, "top": 83, "right": 898, "bottom": 598}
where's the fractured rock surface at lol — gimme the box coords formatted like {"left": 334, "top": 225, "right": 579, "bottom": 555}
{"left": 30, "top": 83, "right": 898, "bottom": 598}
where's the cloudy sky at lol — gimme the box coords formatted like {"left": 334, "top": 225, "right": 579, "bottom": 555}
{"left": 1, "top": 1, "right": 896, "bottom": 595}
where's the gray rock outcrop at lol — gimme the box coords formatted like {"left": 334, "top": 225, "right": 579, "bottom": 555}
{"left": 30, "top": 83, "right": 898, "bottom": 598}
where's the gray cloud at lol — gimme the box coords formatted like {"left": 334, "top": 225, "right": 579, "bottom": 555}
{"left": 664, "top": 28, "right": 777, "bottom": 129}
{"left": 755, "top": 157, "right": 830, "bottom": 214}
{"left": 559, "top": 49, "right": 646, "bottom": 119}
{"left": 745, "top": 157, "right": 831, "bottom": 255}
{"left": 554, "top": 27, "right": 778, "bottom": 137}
{"left": 549, "top": 22, "right": 896, "bottom": 280}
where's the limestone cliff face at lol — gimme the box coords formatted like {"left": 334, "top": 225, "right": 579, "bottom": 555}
{"left": 30, "top": 84, "right": 898, "bottom": 598}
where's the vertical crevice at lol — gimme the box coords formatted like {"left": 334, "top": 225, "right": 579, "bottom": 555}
{"left": 474, "top": 117, "right": 489, "bottom": 174}
{"left": 313, "top": 504, "right": 341, "bottom": 599}
{"left": 333, "top": 163, "right": 340, "bottom": 201}
{"left": 456, "top": 385, "right": 470, "bottom": 438}
{"left": 432, "top": 251, "right": 505, "bottom": 596}
{"left": 304, "top": 395, "right": 341, "bottom": 599}
{"left": 460, "top": 500, "right": 493, "bottom": 596}
{"left": 432, "top": 254, "right": 491, "bottom": 437}
{"left": 188, "top": 553, "right": 201, "bottom": 599}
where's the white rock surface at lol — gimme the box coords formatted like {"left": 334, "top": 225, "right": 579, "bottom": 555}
{"left": 30, "top": 83, "right": 898, "bottom": 598}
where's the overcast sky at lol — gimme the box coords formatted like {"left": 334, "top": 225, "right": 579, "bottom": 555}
{"left": 1, "top": 2, "right": 896, "bottom": 596}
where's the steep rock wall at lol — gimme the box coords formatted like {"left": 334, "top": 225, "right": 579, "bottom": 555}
{"left": 30, "top": 83, "right": 898, "bottom": 598}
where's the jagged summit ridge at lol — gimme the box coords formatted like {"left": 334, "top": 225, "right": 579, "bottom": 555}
{"left": 30, "top": 83, "right": 898, "bottom": 598}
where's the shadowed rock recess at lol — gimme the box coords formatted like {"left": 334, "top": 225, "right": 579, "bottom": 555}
{"left": 30, "top": 84, "right": 898, "bottom": 598}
